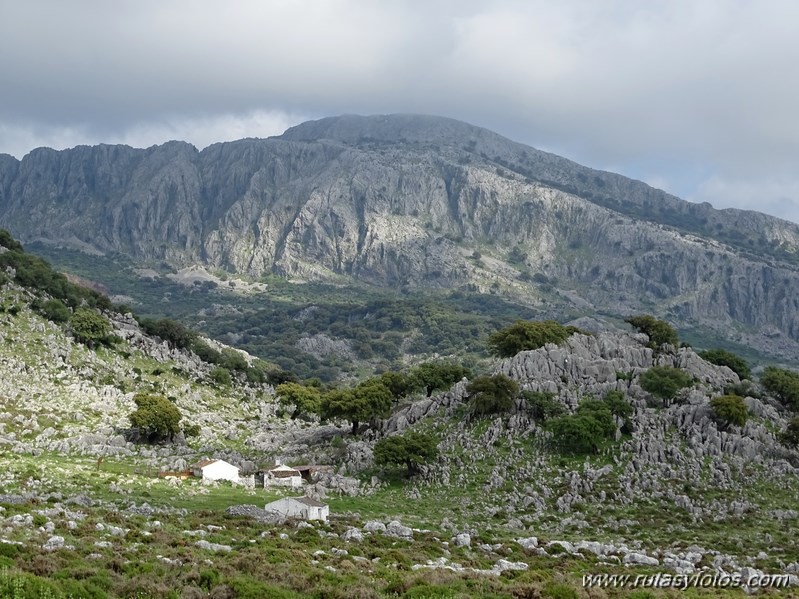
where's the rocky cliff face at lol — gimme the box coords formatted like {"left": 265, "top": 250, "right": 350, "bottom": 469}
{"left": 2, "top": 114, "right": 799, "bottom": 358}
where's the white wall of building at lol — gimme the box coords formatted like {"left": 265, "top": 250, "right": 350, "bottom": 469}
{"left": 201, "top": 460, "right": 240, "bottom": 482}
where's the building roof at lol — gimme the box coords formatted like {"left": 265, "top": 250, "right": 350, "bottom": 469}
{"left": 268, "top": 464, "right": 301, "bottom": 478}
{"left": 190, "top": 459, "right": 217, "bottom": 469}
{"left": 190, "top": 459, "right": 237, "bottom": 470}
{"left": 295, "top": 496, "right": 327, "bottom": 507}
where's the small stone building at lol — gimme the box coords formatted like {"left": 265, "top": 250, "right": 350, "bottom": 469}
{"left": 264, "top": 496, "right": 329, "bottom": 521}
{"left": 191, "top": 459, "right": 240, "bottom": 483}
{"left": 265, "top": 464, "right": 303, "bottom": 488}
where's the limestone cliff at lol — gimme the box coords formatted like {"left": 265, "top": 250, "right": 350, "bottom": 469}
{"left": 2, "top": 114, "right": 799, "bottom": 358}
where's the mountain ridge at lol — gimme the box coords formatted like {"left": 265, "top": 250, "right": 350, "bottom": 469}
{"left": 2, "top": 114, "right": 799, "bottom": 361}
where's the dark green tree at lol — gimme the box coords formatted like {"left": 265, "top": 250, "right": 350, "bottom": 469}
{"left": 373, "top": 431, "right": 438, "bottom": 476}
{"left": 625, "top": 315, "right": 679, "bottom": 349}
{"left": 0, "top": 229, "right": 23, "bottom": 252}
{"left": 140, "top": 317, "right": 196, "bottom": 350}
{"left": 69, "top": 308, "right": 113, "bottom": 348}
{"left": 38, "top": 298, "right": 70, "bottom": 323}
{"left": 639, "top": 366, "right": 693, "bottom": 405}
{"left": 466, "top": 374, "right": 520, "bottom": 417}
{"left": 487, "top": 320, "right": 580, "bottom": 357}
{"left": 761, "top": 366, "right": 799, "bottom": 410}
{"left": 602, "top": 390, "right": 633, "bottom": 419}
{"left": 321, "top": 379, "right": 393, "bottom": 435}
{"left": 710, "top": 394, "right": 749, "bottom": 429}
{"left": 523, "top": 390, "right": 565, "bottom": 421}
{"left": 409, "top": 362, "right": 471, "bottom": 397}
{"left": 276, "top": 382, "right": 322, "bottom": 419}
{"left": 548, "top": 415, "right": 607, "bottom": 455}
{"left": 129, "top": 393, "right": 182, "bottom": 443}
{"left": 699, "top": 349, "right": 751, "bottom": 380}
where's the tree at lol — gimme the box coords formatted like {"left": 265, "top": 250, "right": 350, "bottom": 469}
{"left": 639, "top": 366, "right": 693, "bottom": 405}
{"left": 69, "top": 308, "right": 113, "bottom": 348}
{"left": 780, "top": 417, "right": 799, "bottom": 448}
{"left": 487, "top": 320, "right": 580, "bottom": 357}
{"left": 761, "top": 366, "right": 799, "bottom": 410}
{"left": 466, "top": 374, "right": 520, "bottom": 417}
{"left": 547, "top": 397, "right": 617, "bottom": 455}
{"left": 0, "top": 229, "right": 23, "bottom": 252}
{"left": 409, "top": 362, "right": 471, "bottom": 397}
{"left": 548, "top": 415, "right": 607, "bottom": 455}
{"left": 378, "top": 371, "right": 414, "bottom": 402}
{"left": 625, "top": 315, "right": 678, "bottom": 349}
{"left": 129, "top": 393, "right": 182, "bottom": 443}
{"left": 37, "top": 298, "right": 70, "bottom": 323}
{"left": 699, "top": 349, "right": 751, "bottom": 380}
{"left": 140, "top": 317, "right": 196, "bottom": 350}
{"left": 321, "top": 379, "right": 393, "bottom": 435}
{"left": 602, "top": 390, "right": 633, "bottom": 419}
{"left": 276, "top": 382, "right": 322, "bottom": 419}
{"left": 373, "top": 431, "right": 438, "bottom": 476}
{"left": 710, "top": 394, "right": 749, "bottom": 429}
{"left": 523, "top": 390, "right": 565, "bottom": 422}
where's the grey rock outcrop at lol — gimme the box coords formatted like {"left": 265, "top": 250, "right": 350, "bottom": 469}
{"left": 3, "top": 115, "right": 799, "bottom": 359}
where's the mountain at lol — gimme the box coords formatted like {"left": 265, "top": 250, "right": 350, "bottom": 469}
{"left": 2, "top": 114, "right": 799, "bottom": 361}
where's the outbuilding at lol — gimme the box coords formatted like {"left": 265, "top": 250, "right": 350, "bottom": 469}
{"left": 191, "top": 459, "right": 240, "bottom": 483}
{"left": 264, "top": 496, "right": 329, "bottom": 521}
{"left": 265, "top": 464, "right": 303, "bottom": 488}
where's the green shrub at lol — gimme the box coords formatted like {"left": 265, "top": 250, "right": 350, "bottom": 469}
{"left": 523, "top": 391, "right": 565, "bottom": 421}
{"left": 210, "top": 367, "right": 232, "bottom": 386}
{"left": 639, "top": 366, "right": 693, "bottom": 404}
{"left": 37, "top": 298, "right": 70, "bottom": 323}
{"left": 710, "top": 394, "right": 749, "bottom": 428}
{"left": 699, "top": 348, "right": 751, "bottom": 380}
{"left": 69, "top": 308, "right": 114, "bottom": 348}
{"left": 625, "top": 314, "right": 678, "bottom": 348}
{"left": 548, "top": 398, "right": 616, "bottom": 455}
{"left": 488, "top": 320, "right": 581, "bottom": 357}
{"left": 129, "top": 392, "right": 182, "bottom": 443}
{"left": 466, "top": 374, "right": 520, "bottom": 417}
{"left": 761, "top": 366, "right": 799, "bottom": 410}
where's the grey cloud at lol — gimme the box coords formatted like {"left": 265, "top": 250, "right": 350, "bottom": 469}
{"left": 1, "top": 1, "right": 798, "bottom": 221}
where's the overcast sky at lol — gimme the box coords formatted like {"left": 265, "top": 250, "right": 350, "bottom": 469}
{"left": 2, "top": 0, "right": 798, "bottom": 222}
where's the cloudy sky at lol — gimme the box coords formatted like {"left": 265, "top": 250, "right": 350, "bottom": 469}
{"left": 2, "top": 0, "right": 798, "bottom": 221}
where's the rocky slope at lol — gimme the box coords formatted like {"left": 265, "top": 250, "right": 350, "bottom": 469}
{"left": 3, "top": 115, "right": 799, "bottom": 360}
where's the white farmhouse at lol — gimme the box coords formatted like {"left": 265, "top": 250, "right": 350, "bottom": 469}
{"left": 191, "top": 459, "right": 240, "bottom": 483}
{"left": 264, "top": 496, "right": 329, "bottom": 521}
{"left": 265, "top": 464, "right": 303, "bottom": 488}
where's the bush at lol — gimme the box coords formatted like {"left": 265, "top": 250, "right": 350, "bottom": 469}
{"left": 549, "top": 415, "right": 608, "bottom": 455}
{"left": 69, "top": 308, "right": 114, "bottom": 348}
{"left": 639, "top": 366, "right": 693, "bottom": 404}
{"left": 467, "top": 374, "right": 520, "bottom": 417}
{"left": 209, "top": 366, "right": 232, "bottom": 386}
{"left": 761, "top": 366, "right": 799, "bottom": 410}
{"left": 128, "top": 392, "right": 182, "bottom": 443}
{"left": 488, "top": 320, "right": 581, "bottom": 357}
{"left": 625, "top": 315, "right": 678, "bottom": 348}
{"left": 523, "top": 390, "right": 565, "bottom": 421}
{"left": 710, "top": 394, "right": 749, "bottom": 428}
{"left": 699, "top": 348, "right": 751, "bottom": 380}
{"left": 38, "top": 298, "right": 70, "bottom": 323}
